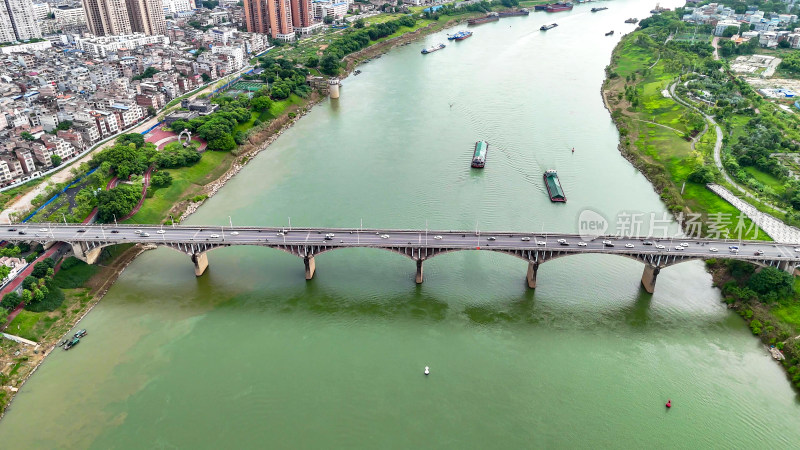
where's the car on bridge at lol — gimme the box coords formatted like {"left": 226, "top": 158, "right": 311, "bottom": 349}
{"left": 325, "top": 233, "right": 334, "bottom": 240}
{"left": 521, "top": 237, "right": 530, "bottom": 241}
{"left": 643, "top": 241, "right": 654, "bottom": 245}
{"left": 710, "top": 247, "right": 718, "bottom": 252}
{"left": 434, "top": 235, "right": 442, "bottom": 240}
{"left": 381, "top": 234, "right": 390, "bottom": 239}
{"left": 655, "top": 244, "right": 665, "bottom": 249}
{"left": 625, "top": 243, "right": 634, "bottom": 248}
{"left": 578, "top": 242, "right": 587, "bottom": 247}
{"left": 602, "top": 240, "right": 614, "bottom": 247}
{"left": 755, "top": 250, "right": 764, "bottom": 256}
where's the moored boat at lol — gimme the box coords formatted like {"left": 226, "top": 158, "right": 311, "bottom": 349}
{"left": 447, "top": 30, "right": 473, "bottom": 40}
{"left": 543, "top": 170, "right": 566, "bottom": 202}
{"left": 546, "top": 2, "right": 573, "bottom": 12}
{"left": 74, "top": 329, "right": 87, "bottom": 338}
{"left": 467, "top": 13, "right": 499, "bottom": 25}
{"left": 421, "top": 43, "right": 446, "bottom": 54}
{"left": 605, "top": 30, "right": 614, "bottom": 36}
{"left": 63, "top": 337, "right": 80, "bottom": 351}
{"left": 533, "top": 4, "right": 548, "bottom": 10}
{"left": 540, "top": 23, "right": 558, "bottom": 31}
{"left": 497, "top": 9, "right": 530, "bottom": 17}
{"left": 471, "top": 141, "right": 488, "bottom": 168}
{"left": 624, "top": 18, "right": 638, "bottom": 23}
{"left": 591, "top": 6, "right": 607, "bottom": 12}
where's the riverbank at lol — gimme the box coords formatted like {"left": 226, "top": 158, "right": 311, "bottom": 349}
{"left": 603, "top": 15, "right": 800, "bottom": 395}
{"left": 0, "top": 11, "right": 464, "bottom": 416}
{"left": 0, "top": 243, "right": 152, "bottom": 418}
{"left": 602, "top": 16, "right": 770, "bottom": 240}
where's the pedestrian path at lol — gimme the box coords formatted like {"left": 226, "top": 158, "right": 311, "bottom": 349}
{"left": 707, "top": 183, "right": 800, "bottom": 244}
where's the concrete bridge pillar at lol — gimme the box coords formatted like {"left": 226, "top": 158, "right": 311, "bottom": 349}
{"left": 526, "top": 261, "right": 538, "bottom": 289}
{"left": 304, "top": 256, "right": 316, "bottom": 280}
{"left": 192, "top": 252, "right": 209, "bottom": 277}
{"left": 71, "top": 243, "right": 102, "bottom": 265}
{"left": 641, "top": 264, "right": 660, "bottom": 294}
{"left": 415, "top": 259, "right": 424, "bottom": 284}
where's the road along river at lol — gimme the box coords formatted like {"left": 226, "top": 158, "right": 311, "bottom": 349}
{"left": 2, "top": 0, "right": 800, "bottom": 447}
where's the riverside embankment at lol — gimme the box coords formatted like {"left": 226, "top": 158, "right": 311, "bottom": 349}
{"left": 3, "top": 1, "right": 800, "bottom": 447}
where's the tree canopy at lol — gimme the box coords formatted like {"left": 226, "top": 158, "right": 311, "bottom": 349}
{"left": 96, "top": 184, "right": 141, "bottom": 222}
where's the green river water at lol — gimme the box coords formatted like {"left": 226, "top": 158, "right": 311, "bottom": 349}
{"left": 2, "top": 1, "right": 800, "bottom": 447}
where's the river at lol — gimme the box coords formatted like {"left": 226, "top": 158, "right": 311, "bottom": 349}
{"left": 2, "top": 1, "right": 800, "bottom": 447}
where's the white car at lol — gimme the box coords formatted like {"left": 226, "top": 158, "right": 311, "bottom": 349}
{"left": 557, "top": 239, "right": 567, "bottom": 244}
{"left": 231, "top": 231, "right": 239, "bottom": 236}
{"left": 277, "top": 232, "right": 286, "bottom": 236}
{"left": 434, "top": 235, "right": 442, "bottom": 240}
{"left": 210, "top": 234, "right": 220, "bottom": 238}
{"left": 656, "top": 244, "right": 665, "bottom": 249}
{"left": 680, "top": 242, "right": 689, "bottom": 247}
{"left": 795, "top": 248, "right": 800, "bottom": 252}
{"left": 157, "top": 230, "right": 166, "bottom": 234}
{"left": 39, "top": 228, "right": 47, "bottom": 232}
{"left": 536, "top": 241, "right": 546, "bottom": 246}
{"left": 134, "top": 229, "right": 143, "bottom": 234}
{"left": 521, "top": 237, "right": 531, "bottom": 241}
{"left": 577, "top": 242, "right": 587, "bottom": 247}
{"left": 141, "top": 232, "right": 150, "bottom": 237}
{"left": 625, "top": 243, "right": 634, "bottom": 248}
{"left": 709, "top": 247, "right": 718, "bottom": 252}
{"left": 381, "top": 234, "right": 390, "bottom": 239}
{"left": 674, "top": 246, "right": 684, "bottom": 250}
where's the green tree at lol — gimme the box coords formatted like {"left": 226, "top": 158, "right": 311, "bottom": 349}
{"left": 201, "top": 73, "right": 211, "bottom": 82}
{"left": 207, "top": 135, "right": 236, "bottom": 151}
{"left": 250, "top": 96, "right": 272, "bottom": 112}
{"left": 721, "top": 26, "right": 739, "bottom": 38}
{"left": 31, "top": 258, "right": 55, "bottom": 278}
{"left": 96, "top": 184, "right": 141, "bottom": 222}
{"left": 20, "top": 131, "right": 35, "bottom": 141}
{"left": 323, "top": 15, "right": 334, "bottom": 24}
{"left": 131, "top": 67, "right": 160, "bottom": 81}
{"left": 151, "top": 171, "right": 173, "bottom": 187}
{"left": 51, "top": 154, "right": 62, "bottom": 166}
{"left": 306, "top": 56, "right": 319, "bottom": 68}
{"left": 55, "top": 120, "right": 73, "bottom": 131}
{"left": 320, "top": 55, "right": 339, "bottom": 75}
{"left": 748, "top": 267, "right": 793, "bottom": 298}
{"left": 21, "top": 289, "right": 32, "bottom": 304}
{"left": 1, "top": 292, "right": 20, "bottom": 310}
{"left": 0, "top": 308, "right": 7, "bottom": 328}
{"left": 354, "top": 19, "right": 365, "bottom": 28}
{"left": 117, "top": 133, "right": 145, "bottom": 148}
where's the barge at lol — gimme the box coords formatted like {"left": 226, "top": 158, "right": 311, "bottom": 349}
{"left": 421, "top": 43, "right": 446, "bottom": 54}
{"left": 497, "top": 9, "right": 530, "bottom": 17}
{"left": 467, "top": 13, "right": 500, "bottom": 25}
{"left": 471, "top": 141, "right": 488, "bottom": 168}
{"left": 546, "top": 2, "right": 573, "bottom": 12}
{"left": 543, "top": 170, "right": 566, "bottom": 202}
{"left": 591, "top": 7, "right": 608, "bottom": 12}
{"left": 540, "top": 23, "right": 558, "bottom": 31}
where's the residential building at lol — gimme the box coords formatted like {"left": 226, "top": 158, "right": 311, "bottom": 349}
{"left": 127, "top": 0, "right": 167, "bottom": 35}
{"left": 714, "top": 19, "right": 740, "bottom": 36}
{"left": 53, "top": 5, "right": 86, "bottom": 25}
{"left": 75, "top": 33, "right": 169, "bottom": 57}
{"left": 0, "top": 0, "right": 43, "bottom": 41}
{"left": 243, "top": 0, "right": 311, "bottom": 40}
{"left": 82, "top": 0, "right": 133, "bottom": 36}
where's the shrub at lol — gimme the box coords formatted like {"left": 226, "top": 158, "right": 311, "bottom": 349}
{"left": 24, "top": 282, "right": 64, "bottom": 312}
{"left": 1, "top": 292, "right": 20, "bottom": 310}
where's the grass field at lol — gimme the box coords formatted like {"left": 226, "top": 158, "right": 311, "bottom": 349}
{"left": 744, "top": 166, "right": 786, "bottom": 195}
{"left": 129, "top": 151, "right": 232, "bottom": 224}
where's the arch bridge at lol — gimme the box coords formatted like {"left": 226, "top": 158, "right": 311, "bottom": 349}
{"left": 4, "top": 224, "right": 798, "bottom": 294}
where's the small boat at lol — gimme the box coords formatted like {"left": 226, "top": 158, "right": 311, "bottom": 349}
{"left": 540, "top": 23, "right": 558, "bottom": 31}
{"left": 353, "top": 70, "right": 361, "bottom": 75}
{"left": 591, "top": 6, "right": 607, "bottom": 12}
{"left": 74, "top": 329, "right": 87, "bottom": 338}
{"left": 605, "top": 30, "right": 614, "bottom": 36}
{"left": 421, "top": 43, "right": 446, "bottom": 54}
{"left": 666, "top": 400, "right": 672, "bottom": 408}
{"left": 625, "top": 18, "right": 638, "bottom": 24}
{"left": 472, "top": 140, "right": 488, "bottom": 168}
{"left": 63, "top": 337, "right": 80, "bottom": 351}
{"left": 57, "top": 339, "right": 68, "bottom": 347}
{"left": 424, "top": 366, "right": 430, "bottom": 375}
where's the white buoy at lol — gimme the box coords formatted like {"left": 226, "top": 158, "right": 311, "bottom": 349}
{"left": 424, "top": 366, "right": 430, "bottom": 375}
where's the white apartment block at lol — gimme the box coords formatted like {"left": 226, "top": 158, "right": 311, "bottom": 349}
{"left": 30, "top": 1, "right": 48, "bottom": 20}
{"left": 715, "top": 20, "right": 740, "bottom": 36}
{"left": 0, "top": 0, "right": 42, "bottom": 41}
{"left": 211, "top": 45, "right": 244, "bottom": 72}
{"left": 53, "top": 5, "right": 86, "bottom": 25}
{"left": 163, "top": 0, "right": 193, "bottom": 14}
{"left": 75, "top": 33, "right": 170, "bottom": 58}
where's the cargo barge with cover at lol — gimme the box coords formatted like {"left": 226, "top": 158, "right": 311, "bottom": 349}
{"left": 546, "top": 2, "right": 573, "bottom": 12}
{"left": 471, "top": 141, "right": 488, "bottom": 168}
{"left": 497, "top": 9, "right": 530, "bottom": 17}
{"left": 543, "top": 170, "right": 566, "bottom": 202}
{"left": 540, "top": 23, "right": 558, "bottom": 31}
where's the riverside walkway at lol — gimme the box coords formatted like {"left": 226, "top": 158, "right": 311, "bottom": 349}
{"left": 2, "top": 223, "right": 799, "bottom": 294}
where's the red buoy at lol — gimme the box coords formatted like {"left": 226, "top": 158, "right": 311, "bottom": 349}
{"left": 666, "top": 400, "right": 672, "bottom": 408}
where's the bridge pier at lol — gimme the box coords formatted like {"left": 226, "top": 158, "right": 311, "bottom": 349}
{"left": 641, "top": 264, "right": 660, "bottom": 294}
{"left": 71, "top": 243, "right": 103, "bottom": 265}
{"left": 415, "top": 259, "right": 423, "bottom": 284}
{"left": 304, "top": 256, "right": 316, "bottom": 280}
{"left": 526, "top": 261, "right": 538, "bottom": 289}
{"left": 192, "top": 252, "right": 208, "bottom": 277}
